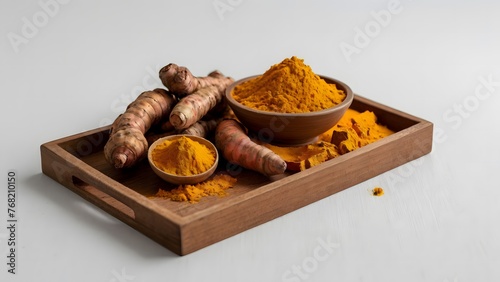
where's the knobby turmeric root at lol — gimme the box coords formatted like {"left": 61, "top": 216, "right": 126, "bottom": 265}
{"left": 169, "top": 75, "right": 233, "bottom": 130}
{"left": 159, "top": 63, "right": 231, "bottom": 97}
{"left": 104, "top": 88, "right": 177, "bottom": 168}
{"left": 215, "top": 119, "right": 287, "bottom": 176}
{"left": 181, "top": 119, "right": 219, "bottom": 138}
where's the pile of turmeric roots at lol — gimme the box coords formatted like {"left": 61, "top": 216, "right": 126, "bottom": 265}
{"left": 103, "top": 63, "right": 286, "bottom": 177}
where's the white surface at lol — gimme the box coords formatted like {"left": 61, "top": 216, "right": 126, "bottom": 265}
{"left": 1, "top": 0, "right": 500, "bottom": 281}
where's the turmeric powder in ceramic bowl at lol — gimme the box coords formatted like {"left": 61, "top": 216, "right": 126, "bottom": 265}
{"left": 225, "top": 56, "right": 354, "bottom": 145}
{"left": 147, "top": 135, "right": 219, "bottom": 185}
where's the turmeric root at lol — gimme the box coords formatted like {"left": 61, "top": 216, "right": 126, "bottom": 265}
{"left": 104, "top": 88, "right": 177, "bottom": 168}
{"left": 145, "top": 131, "right": 177, "bottom": 145}
{"left": 159, "top": 63, "right": 232, "bottom": 96}
{"left": 169, "top": 78, "right": 233, "bottom": 130}
{"left": 181, "top": 119, "right": 219, "bottom": 138}
{"left": 158, "top": 119, "right": 175, "bottom": 132}
{"left": 215, "top": 119, "right": 287, "bottom": 176}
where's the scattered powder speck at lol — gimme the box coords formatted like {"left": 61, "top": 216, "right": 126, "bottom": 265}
{"left": 372, "top": 187, "right": 384, "bottom": 197}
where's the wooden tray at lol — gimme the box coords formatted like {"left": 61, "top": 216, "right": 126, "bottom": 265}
{"left": 40, "top": 94, "right": 433, "bottom": 256}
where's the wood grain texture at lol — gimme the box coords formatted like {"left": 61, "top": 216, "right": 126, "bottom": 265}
{"left": 40, "top": 94, "right": 433, "bottom": 255}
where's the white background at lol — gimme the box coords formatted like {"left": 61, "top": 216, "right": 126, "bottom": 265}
{"left": 1, "top": 0, "right": 500, "bottom": 281}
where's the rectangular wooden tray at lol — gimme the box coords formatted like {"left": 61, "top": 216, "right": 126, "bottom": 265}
{"left": 40, "top": 94, "right": 433, "bottom": 255}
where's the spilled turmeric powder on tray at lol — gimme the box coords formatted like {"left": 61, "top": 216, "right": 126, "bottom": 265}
{"left": 324, "top": 109, "right": 394, "bottom": 155}
{"left": 232, "top": 56, "right": 346, "bottom": 113}
{"left": 263, "top": 108, "right": 394, "bottom": 171}
{"left": 261, "top": 141, "right": 339, "bottom": 171}
{"left": 154, "top": 174, "right": 237, "bottom": 203}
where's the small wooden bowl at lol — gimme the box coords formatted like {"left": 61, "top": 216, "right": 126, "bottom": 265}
{"left": 147, "top": 135, "right": 219, "bottom": 185}
{"left": 225, "top": 75, "right": 354, "bottom": 146}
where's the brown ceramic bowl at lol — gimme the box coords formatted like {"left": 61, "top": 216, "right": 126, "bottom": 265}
{"left": 225, "top": 75, "right": 354, "bottom": 146}
{"left": 147, "top": 135, "right": 219, "bottom": 185}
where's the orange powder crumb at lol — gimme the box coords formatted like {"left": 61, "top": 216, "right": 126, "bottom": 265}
{"left": 372, "top": 187, "right": 384, "bottom": 197}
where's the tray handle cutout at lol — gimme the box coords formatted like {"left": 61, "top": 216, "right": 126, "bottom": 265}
{"left": 72, "top": 176, "right": 136, "bottom": 220}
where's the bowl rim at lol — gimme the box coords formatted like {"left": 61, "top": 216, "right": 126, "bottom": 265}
{"left": 225, "top": 74, "right": 354, "bottom": 117}
{"left": 147, "top": 134, "right": 219, "bottom": 181}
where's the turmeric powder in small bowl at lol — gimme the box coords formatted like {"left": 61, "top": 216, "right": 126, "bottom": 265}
{"left": 148, "top": 135, "right": 219, "bottom": 185}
